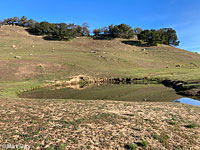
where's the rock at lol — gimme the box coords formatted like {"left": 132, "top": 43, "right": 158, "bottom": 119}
{"left": 190, "top": 62, "right": 198, "bottom": 67}
{"left": 141, "top": 48, "right": 146, "bottom": 51}
{"left": 98, "top": 56, "right": 105, "bottom": 58}
{"left": 14, "top": 56, "right": 21, "bottom": 59}
{"left": 91, "top": 51, "right": 97, "bottom": 54}
{"left": 175, "top": 64, "right": 181, "bottom": 67}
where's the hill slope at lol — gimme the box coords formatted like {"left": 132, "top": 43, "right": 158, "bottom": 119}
{"left": 0, "top": 25, "right": 200, "bottom": 82}
{"left": 0, "top": 26, "right": 199, "bottom": 150}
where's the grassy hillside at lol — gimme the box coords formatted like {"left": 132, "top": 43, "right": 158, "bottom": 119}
{"left": 0, "top": 26, "right": 199, "bottom": 149}
{"left": 0, "top": 25, "right": 200, "bottom": 83}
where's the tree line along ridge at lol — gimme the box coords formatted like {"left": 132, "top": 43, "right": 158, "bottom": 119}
{"left": 0, "top": 16, "right": 180, "bottom": 46}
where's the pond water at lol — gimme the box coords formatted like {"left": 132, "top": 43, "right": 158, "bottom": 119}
{"left": 174, "top": 97, "right": 200, "bottom": 107}
{"left": 20, "top": 84, "right": 185, "bottom": 102}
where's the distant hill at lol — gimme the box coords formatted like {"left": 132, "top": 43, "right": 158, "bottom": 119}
{"left": 0, "top": 25, "right": 200, "bottom": 82}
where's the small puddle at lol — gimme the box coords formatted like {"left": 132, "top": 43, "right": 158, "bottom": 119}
{"left": 174, "top": 97, "right": 200, "bottom": 107}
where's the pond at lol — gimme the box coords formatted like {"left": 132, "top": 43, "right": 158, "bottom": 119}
{"left": 174, "top": 97, "right": 200, "bottom": 107}
{"left": 20, "top": 83, "right": 185, "bottom": 102}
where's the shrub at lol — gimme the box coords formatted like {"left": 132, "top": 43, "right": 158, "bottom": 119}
{"left": 184, "top": 123, "right": 198, "bottom": 128}
{"left": 124, "top": 143, "right": 137, "bottom": 150}
{"left": 136, "top": 140, "right": 149, "bottom": 148}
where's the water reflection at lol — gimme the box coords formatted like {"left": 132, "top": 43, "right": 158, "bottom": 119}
{"left": 49, "top": 82, "right": 110, "bottom": 90}
{"left": 174, "top": 97, "right": 200, "bottom": 107}
{"left": 20, "top": 84, "right": 183, "bottom": 102}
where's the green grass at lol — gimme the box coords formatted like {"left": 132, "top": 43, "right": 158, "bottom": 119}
{"left": 136, "top": 140, "right": 149, "bottom": 148}
{"left": 54, "top": 144, "right": 66, "bottom": 150}
{"left": 124, "top": 143, "right": 137, "bottom": 150}
{"left": 0, "top": 81, "right": 42, "bottom": 98}
{"left": 168, "top": 121, "right": 178, "bottom": 125}
{"left": 184, "top": 123, "right": 198, "bottom": 129}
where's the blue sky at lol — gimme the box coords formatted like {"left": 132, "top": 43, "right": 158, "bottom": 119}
{"left": 0, "top": 0, "right": 200, "bottom": 52}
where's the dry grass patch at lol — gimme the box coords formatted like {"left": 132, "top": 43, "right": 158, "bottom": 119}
{"left": 0, "top": 98, "right": 199, "bottom": 149}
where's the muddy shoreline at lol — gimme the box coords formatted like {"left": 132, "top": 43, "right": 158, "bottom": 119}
{"left": 161, "top": 80, "right": 200, "bottom": 97}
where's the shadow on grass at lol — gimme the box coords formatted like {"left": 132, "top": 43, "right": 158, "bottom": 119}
{"left": 42, "top": 36, "right": 58, "bottom": 41}
{"left": 92, "top": 36, "right": 114, "bottom": 40}
{"left": 25, "top": 29, "right": 61, "bottom": 41}
{"left": 121, "top": 40, "right": 150, "bottom": 47}
{"left": 25, "top": 29, "right": 42, "bottom": 36}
